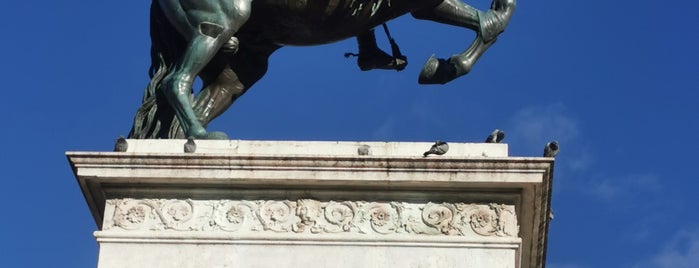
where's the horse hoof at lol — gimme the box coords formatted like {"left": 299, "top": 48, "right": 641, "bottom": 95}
{"left": 418, "top": 56, "right": 458, "bottom": 85}
{"left": 418, "top": 56, "right": 439, "bottom": 84}
{"left": 191, "top": 131, "right": 229, "bottom": 140}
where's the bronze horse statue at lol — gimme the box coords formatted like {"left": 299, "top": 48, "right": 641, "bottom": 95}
{"left": 129, "top": 0, "right": 515, "bottom": 139}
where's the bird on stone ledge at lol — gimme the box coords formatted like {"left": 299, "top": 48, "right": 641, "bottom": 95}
{"left": 184, "top": 137, "right": 197, "bottom": 153}
{"left": 114, "top": 136, "right": 128, "bottom": 152}
{"left": 543, "top": 141, "right": 559, "bottom": 157}
{"left": 485, "top": 129, "right": 505, "bottom": 143}
{"left": 357, "top": 144, "right": 371, "bottom": 156}
{"left": 423, "top": 140, "right": 449, "bottom": 157}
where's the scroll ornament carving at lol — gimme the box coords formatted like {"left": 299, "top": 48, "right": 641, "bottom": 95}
{"left": 105, "top": 199, "right": 518, "bottom": 237}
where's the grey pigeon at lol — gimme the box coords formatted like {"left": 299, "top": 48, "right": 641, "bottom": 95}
{"left": 543, "top": 141, "right": 559, "bottom": 157}
{"left": 548, "top": 209, "right": 555, "bottom": 221}
{"left": 114, "top": 136, "right": 128, "bottom": 152}
{"left": 184, "top": 137, "right": 197, "bottom": 153}
{"left": 485, "top": 129, "right": 505, "bottom": 143}
{"left": 357, "top": 144, "right": 371, "bottom": 156}
{"left": 423, "top": 140, "right": 449, "bottom": 157}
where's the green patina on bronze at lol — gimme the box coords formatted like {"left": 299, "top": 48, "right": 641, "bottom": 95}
{"left": 129, "top": 0, "right": 515, "bottom": 139}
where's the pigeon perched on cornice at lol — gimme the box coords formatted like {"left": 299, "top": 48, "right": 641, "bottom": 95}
{"left": 114, "top": 136, "right": 128, "bottom": 152}
{"left": 485, "top": 129, "right": 505, "bottom": 143}
{"left": 423, "top": 140, "right": 449, "bottom": 157}
{"left": 549, "top": 209, "right": 555, "bottom": 221}
{"left": 184, "top": 137, "right": 197, "bottom": 153}
{"left": 357, "top": 144, "right": 371, "bottom": 156}
{"left": 543, "top": 141, "right": 559, "bottom": 158}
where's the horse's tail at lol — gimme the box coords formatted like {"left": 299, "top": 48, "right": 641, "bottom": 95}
{"left": 128, "top": 1, "right": 185, "bottom": 139}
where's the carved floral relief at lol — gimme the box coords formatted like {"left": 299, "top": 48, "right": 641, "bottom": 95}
{"left": 105, "top": 199, "right": 518, "bottom": 238}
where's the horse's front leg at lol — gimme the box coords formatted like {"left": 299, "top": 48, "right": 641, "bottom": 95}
{"left": 412, "top": 0, "right": 515, "bottom": 84}
{"left": 194, "top": 64, "right": 243, "bottom": 128}
{"left": 158, "top": 0, "right": 251, "bottom": 139}
{"left": 193, "top": 43, "right": 279, "bottom": 127}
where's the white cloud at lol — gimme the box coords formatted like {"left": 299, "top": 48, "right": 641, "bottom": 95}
{"left": 408, "top": 98, "right": 448, "bottom": 132}
{"left": 586, "top": 173, "right": 660, "bottom": 201}
{"left": 372, "top": 117, "right": 396, "bottom": 140}
{"left": 506, "top": 103, "right": 590, "bottom": 193}
{"left": 508, "top": 103, "right": 580, "bottom": 150}
{"left": 588, "top": 179, "right": 619, "bottom": 200}
{"left": 566, "top": 146, "right": 592, "bottom": 172}
{"left": 636, "top": 229, "right": 699, "bottom": 268}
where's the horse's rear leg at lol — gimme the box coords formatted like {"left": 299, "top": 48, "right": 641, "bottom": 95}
{"left": 159, "top": 0, "right": 251, "bottom": 139}
{"left": 412, "top": 0, "right": 515, "bottom": 84}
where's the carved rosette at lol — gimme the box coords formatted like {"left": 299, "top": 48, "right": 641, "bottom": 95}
{"left": 110, "top": 200, "right": 155, "bottom": 230}
{"left": 469, "top": 206, "right": 497, "bottom": 236}
{"left": 104, "top": 199, "right": 518, "bottom": 238}
{"left": 212, "top": 201, "right": 254, "bottom": 232}
{"left": 364, "top": 203, "right": 400, "bottom": 234}
{"left": 460, "top": 203, "right": 518, "bottom": 237}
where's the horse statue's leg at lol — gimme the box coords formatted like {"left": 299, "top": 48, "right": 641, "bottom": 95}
{"left": 412, "top": 0, "right": 515, "bottom": 84}
{"left": 193, "top": 63, "right": 243, "bottom": 127}
{"left": 193, "top": 43, "right": 280, "bottom": 127}
{"left": 157, "top": 0, "right": 251, "bottom": 139}
{"left": 354, "top": 29, "right": 407, "bottom": 71}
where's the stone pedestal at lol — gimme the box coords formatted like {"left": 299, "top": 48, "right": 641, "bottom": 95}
{"left": 67, "top": 140, "right": 553, "bottom": 268}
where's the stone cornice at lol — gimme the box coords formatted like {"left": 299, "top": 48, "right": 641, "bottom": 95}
{"left": 67, "top": 140, "right": 553, "bottom": 268}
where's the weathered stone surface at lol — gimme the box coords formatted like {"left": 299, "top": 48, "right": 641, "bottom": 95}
{"left": 116, "top": 139, "right": 509, "bottom": 157}
{"left": 67, "top": 140, "right": 553, "bottom": 268}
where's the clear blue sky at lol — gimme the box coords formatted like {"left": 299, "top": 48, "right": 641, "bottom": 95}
{"left": 1, "top": 1, "right": 698, "bottom": 267}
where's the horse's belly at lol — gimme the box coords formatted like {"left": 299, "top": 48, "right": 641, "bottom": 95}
{"left": 246, "top": 0, "right": 413, "bottom": 45}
